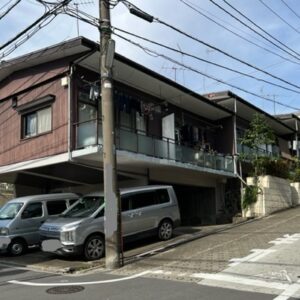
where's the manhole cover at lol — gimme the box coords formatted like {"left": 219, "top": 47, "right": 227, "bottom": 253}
{"left": 46, "top": 285, "right": 85, "bottom": 294}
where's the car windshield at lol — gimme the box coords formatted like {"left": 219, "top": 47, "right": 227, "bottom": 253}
{"left": 0, "top": 202, "right": 24, "bottom": 220}
{"left": 62, "top": 196, "right": 104, "bottom": 218}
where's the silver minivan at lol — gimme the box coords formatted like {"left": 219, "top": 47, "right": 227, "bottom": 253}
{"left": 40, "top": 186, "right": 181, "bottom": 261}
{"left": 0, "top": 193, "right": 79, "bottom": 256}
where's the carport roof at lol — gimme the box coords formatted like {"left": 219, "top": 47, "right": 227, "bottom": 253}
{"left": 0, "top": 37, "right": 232, "bottom": 121}
{"left": 204, "top": 91, "right": 295, "bottom": 136}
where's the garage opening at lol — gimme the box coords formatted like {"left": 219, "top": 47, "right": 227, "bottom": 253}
{"left": 173, "top": 184, "right": 216, "bottom": 226}
{"left": 151, "top": 181, "right": 216, "bottom": 226}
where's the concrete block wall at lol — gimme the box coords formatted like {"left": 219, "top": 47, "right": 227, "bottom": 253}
{"left": 290, "top": 182, "right": 300, "bottom": 206}
{"left": 245, "top": 175, "right": 292, "bottom": 217}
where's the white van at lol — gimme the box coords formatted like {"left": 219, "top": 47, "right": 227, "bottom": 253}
{"left": 0, "top": 193, "right": 79, "bottom": 256}
{"left": 40, "top": 186, "right": 181, "bottom": 260}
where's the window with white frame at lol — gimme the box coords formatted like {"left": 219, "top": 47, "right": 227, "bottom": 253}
{"left": 22, "top": 106, "right": 52, "bottom": 138}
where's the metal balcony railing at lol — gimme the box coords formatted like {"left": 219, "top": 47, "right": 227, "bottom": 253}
{"left": 74, "top": 120, "right": 234, "bottom": 173}
{"left": 237, "top": 143, "right": 280, "bottom": 158}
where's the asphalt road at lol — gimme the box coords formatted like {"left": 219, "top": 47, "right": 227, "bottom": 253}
{"left": 0, "top": 263, "right": 276, "bottom": 300}
{"left": 2, "top": 207, "right": 300, "bottom": 299}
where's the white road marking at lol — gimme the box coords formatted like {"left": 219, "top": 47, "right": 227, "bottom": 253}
{"left": 8, "top": 271, "right": 151, "bottom": 287}
{"left": 136, "top": 246, "right": 166, "bottom": 257}
{"left": 269, "top": 234, "right": 300, "bottom": 245}
{"left": 229, "top": 249, "right": 275, "bottom": 267}
{"left": 192, "top": 272, "right": 289, "bottom": 290}
{"left": 273, "top": 281, "right": 300, "bottom": 300}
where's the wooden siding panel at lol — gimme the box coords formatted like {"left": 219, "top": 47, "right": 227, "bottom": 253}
{"left": 0, "top": 59, "right": 69, "bottom": 100}
{"left": 0, "top": 79, "right": 68, "bottom": 166}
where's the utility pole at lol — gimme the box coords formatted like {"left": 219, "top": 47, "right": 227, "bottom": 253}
{"left": 99, "top": 0, "right": 121, "bottom": 269}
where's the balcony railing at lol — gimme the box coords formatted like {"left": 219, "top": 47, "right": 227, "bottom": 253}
{"left": 237, "top": 143, "right": 280, "bottom": 158}
{"left": 74, "top": 120, "right": 234, "bottom": 173}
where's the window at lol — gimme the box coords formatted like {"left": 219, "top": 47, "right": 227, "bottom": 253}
{"left": 62, "top": 196, "right": 104, "bottom": 218}
{"left": 156, "top": 189, "right": 170, "bottom": 204}
{"left": 21, "top": 202, "right": 43, "bottom": 219}
{"left": 128, "top": 191, "right": 157, "bottom": 210}
{"left": 22, "top": 106, "right": 52, "bottom": 138}
{"left": 46, "top": 200, "right": 67, "bottom": 216}
{"left": 123, "top": 189, "right": 170, "bottom": 211}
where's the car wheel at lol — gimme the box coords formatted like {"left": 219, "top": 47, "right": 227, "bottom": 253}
{"left": 8, "top": 239, "right": 27, "bottom": 256}
{"left": 84, "top": 235, "right": 105, "bottom": 261}
{"left": 158, "top": 219, "right": 173, "bottom": 241}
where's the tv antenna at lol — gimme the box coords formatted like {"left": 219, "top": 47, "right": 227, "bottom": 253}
{"left": 73, "top": 0, "right": 94, "bottom": 37}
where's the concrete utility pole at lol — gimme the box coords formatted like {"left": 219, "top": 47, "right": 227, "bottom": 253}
{"left": 99, "top": 0, "right": 121, "bottom": 269}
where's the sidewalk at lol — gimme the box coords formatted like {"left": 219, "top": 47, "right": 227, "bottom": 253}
{"left": 0, "top": 222, "right": 240, "bottom": 274}
{"left": 1, "top": 207, "right": 297, "bottom": 275}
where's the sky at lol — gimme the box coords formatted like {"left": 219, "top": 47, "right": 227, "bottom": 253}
{"left": 1, "top": 0, "right": 300, "bottom": 115}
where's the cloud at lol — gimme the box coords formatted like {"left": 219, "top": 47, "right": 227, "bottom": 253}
{"left": 1, "top": 0, "right": 300, "bottom": 113}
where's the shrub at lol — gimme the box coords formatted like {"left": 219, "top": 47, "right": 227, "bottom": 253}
{"left": 290, "top": 168, "right": 300, "bottom": 182}
{"left": 254, "top": 157, "right": 289, "bottom": 179}
{"left": 242, "top": 185, "right": 259, "bottom": 209}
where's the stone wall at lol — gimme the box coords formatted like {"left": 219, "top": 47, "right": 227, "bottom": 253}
{"left": 244, "top": 176, "right": 292, "bottom": 217}
{"left": 290, "top": 182, "right": 300, "bottom": 206}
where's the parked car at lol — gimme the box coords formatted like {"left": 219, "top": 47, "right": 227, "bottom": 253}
{"left": 0, "top": 193, "right": 79, "bottom": 256}
{"left": 40, "top": 185, "right": 181, "bottom": 261}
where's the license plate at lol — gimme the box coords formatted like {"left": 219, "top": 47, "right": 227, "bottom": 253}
{"left": 0, "top": 237, "right": 11, "bottom": 250}
{"left": 42, "top": 239, "right": 62, "bottom": 252}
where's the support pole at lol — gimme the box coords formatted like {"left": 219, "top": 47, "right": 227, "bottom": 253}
{"left": 99, "top": 0, "right": 121, "bottom": 269}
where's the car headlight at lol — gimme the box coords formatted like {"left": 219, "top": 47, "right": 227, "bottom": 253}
{"left": 60, "top": 229, "right": 76, "bottom": 243}
{"left": 0, "top": 227, "right": 9, "bottom": 236}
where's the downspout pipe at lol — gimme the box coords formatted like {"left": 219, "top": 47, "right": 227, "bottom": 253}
{"left": 68, "top": 65, "right": 74, "bottom": 161}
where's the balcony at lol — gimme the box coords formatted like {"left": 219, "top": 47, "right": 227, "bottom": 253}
{"left": 237, "top": 143, "right": 280, "bottom": 158}
{"left": 74, "top": 120, "right": 234, "bottom": 174}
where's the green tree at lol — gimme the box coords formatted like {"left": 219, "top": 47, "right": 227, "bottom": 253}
{"left": 240, "top": 113, "right": 275, "bottom": 209}
{"left": 241, "top": 113, "right": 275, "bottom": 177}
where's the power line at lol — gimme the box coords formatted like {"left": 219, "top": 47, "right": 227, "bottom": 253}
{"left": 0, "top": 0, "right": 21, "bottom": 21}
{"left": 220, "top": 0, "right": 300, "bottom": 59}
{"left": 0, "top": 0, "right": 15, "bottom": 11}
{"left": 114, "top": 32, "right": 300, "bottom": 112}
{"left": 120, "top": 0, "right": 300, "bottom": 92}
{"left": 67, "top": 5, "right": 300, "bottom": 95}
{"left": 258, "top": 0, "right": 300, "bottom": 35}
{"left": 113, "top": 26, "right": 300, "bottom": 95}
{"left": 0, "top": 0, "right": 72, "bottom": 59}
{"left": 69, "top": 3, "right": 300, "bottom": 96}
{"left": 280, "top": 0, "right": 300, "bottom": 21}
{"left": 179, "top": 0, "right": 300, "bottom": 66}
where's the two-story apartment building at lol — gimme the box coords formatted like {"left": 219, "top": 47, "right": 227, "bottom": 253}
{"left": 205, "top": 91, "right": 295, "bottom": 161}
{"left": 204, "top": 91, "right": 296, "bottom": 217}
{"left": 0, "top": 37, "right": 237, "bottom": 226}
{"left": 275, "top": 113, "right": 300, "bottom": 158}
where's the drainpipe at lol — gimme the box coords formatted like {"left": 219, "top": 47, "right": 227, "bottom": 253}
{"left": 67, "top": 66, "right": 73, "bottom": 161}
{"left": 296, "top": 118, "right": 299, "bottom": 159}
{"left": 233, "top": 98, "right": 238, "bottom": 175}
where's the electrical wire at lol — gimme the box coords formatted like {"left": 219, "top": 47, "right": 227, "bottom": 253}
{"left": 179, "top": 0, "right": 300, "bottom": 66}
{"left": 0, "top": 0, "right": 21, "bottom": 21}
{"left": 258, "top": 0, "right": 300, "bottom": 35}
{"left": 280, "top": 0, "right": 300, "bottom": 21}
{"left": 1, "top": 15, "right": 57, "bottom": 59}
{"left": 120, "top": 0, "right": 300, "bottom": 91}
{"left": 114, "top": 32, "right": 300, "bottom": 111}
{"left": 112, "top": 26, "right": 300, "bottom": 95}
{"left": 220, "top": 0, "right": 300, "bottom": 59}
{"left": 55, "top": 4, "right": 300, "bottom": 113}
{"left": 0, "top": 0, "right": 15, "bottom": 11}
{"left": 68, "top": 6, "right": 300, "bottom": 94}
{"left": 0, "top": 0, "right": 72, "bottom": 58}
